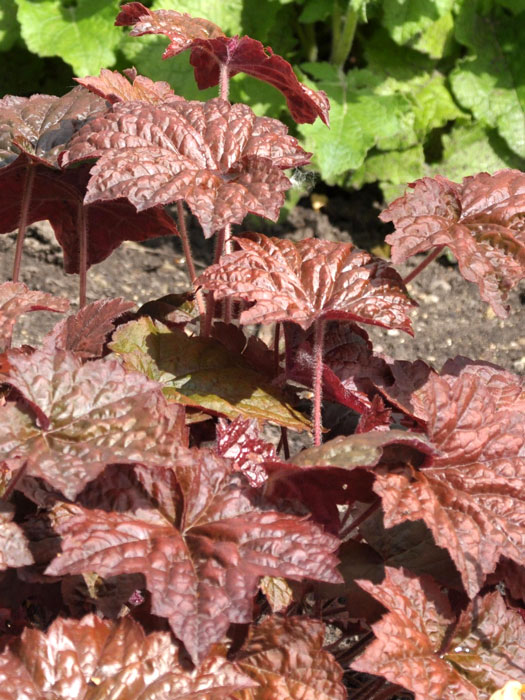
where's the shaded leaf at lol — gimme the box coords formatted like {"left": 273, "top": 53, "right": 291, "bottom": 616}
{"left": 373, "top": 359, "right": 525, "bottom": 597}
{"left": 76, "top": 67, "right": 175, "bottom": 104}
{"left": 0, "top": 346, "right": 187, "bottom": 499}
{"left": 110, "top": 316, "right": 310, "bottom": 431}
{"left": 198, "top": 234, "right": 415, "bottom": 332}
{"left": 47, "top": 449, "right": 342, "bottom": 664}
{"left": 217, "top": 417, "right": 277, "bottom": 487}
{"left": 0, "top": 282, "right": 69, "bottom": 352}
{"left": 0, "top": 613, "right": 255, "bottom": 699}
{"left": 116, "top": 2, "right": 329, "bottom": 125}
{"left": 259, "top": 577, "right": 293, "bottom": 613}
{"left": 234, "top": 616, "right": 346, "bottom": 700}
{"left": 0, "top": 499, "right": 33, "bottom": 570}
{"left": 60, "top": 98, "right": 310, "bottom": 237}
{"left": 44, "top": 298, "right": 136, "bottom": 359}
{"left": 352, "top": 567, "right": 480, "bottom": 699}
{"left": 381, "top": 170, "right": 525, "bottom": 317}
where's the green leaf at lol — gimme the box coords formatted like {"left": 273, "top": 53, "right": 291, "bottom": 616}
{"left": 350, "top": 145, "right": 425, "bottom": 198}
{"left": 110, "top": 317, "right": 310, "bottom": 431}
{"left": 382, "top": 0, "right": 456, "bottom": 58}
{"left": 298, "top": 63, "right": 415, "bottom": 182}
{"left": 451, "top": 2, "right": 525, "bottom": 157}
{"left": 0, "top": 0, "right": 19, "bottom": 52}
{"left": 299, "top": 0, "right": 333, "bottom": 23}
{"left": 430, "top": 122, "right": 525, "bottom": 182}
{"left": 14, "top": 0, "right": 122, "bottom": 76}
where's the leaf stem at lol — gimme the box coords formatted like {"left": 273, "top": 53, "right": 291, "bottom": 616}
{"left": 403, "top": 244, "right": 445, "bottom": 285}
{"left": 339, "top": 498, "right": 380, "bottom": 540}
{"left": 312, "top": 318, "right": 325, "bottom": 446}
{"left": 223, "top": 224, "right": 233, "bottom": 323}
{"left": 273, "top": 322, "right": 281, "bottom": 376}
{"left": 78, "top": 202, "right": 88, "bottom": 308}
{"left": 219, "top": 62, "right": 230, "bottom": 101}
{"left": 331, "top": 0, "right": 358, "bottom": 69}
{"left": 177, "top": 201, "right": 205, "bottom": 315}
{"left": 12, "top": 165, "right": 36, "bottom": 282}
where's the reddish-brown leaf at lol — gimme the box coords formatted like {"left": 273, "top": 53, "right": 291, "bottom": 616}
{"left": 0, "top": 499, "right": 33, "bottom": 570}
{"left": 0, "top": 281, "right": 69, "bottom": 351}
{"left": 381, "top": 170, "right": 525, "bottom": 317}
{"left": 0, "top": 614, "right": 255, "bottom": 699}
{"left": 47, "top": 448, "right": 342, "bottom": 664}
{"left": 116, "top": 3, "right": 329, "bottom": 125}
{"left": 60, "top": 98, "right": 310, "bottom": 237}
{"left": 0, "top": 346, "right": 187, "bottom": 499}
{"left": 373, "top": 359, "right": 525, "bottom": 598}
{"left": 43, "top": 297, "right": 135, "bottom": 358}
{"left": 234, "top": 616, "right": 346, "bottom": 700}
{"left": 352, "top": 567, "right": 482, "bottom": 699}
{"left": 216, "top": 417, "right": 277, "bottom": 487}
{"left": 198, "top": 234, "right": 415, "bottom": 331}
{"left": 76, "top": 67, "right": 175, "bottom": 105}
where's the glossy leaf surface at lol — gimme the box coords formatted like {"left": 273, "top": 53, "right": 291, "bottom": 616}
{"left": 381, "top": 170, "right": 525, "bottom": 317}
{"left": 0, "top": 500, "right": 33, "bottom": 570}
{"left": 353, "top": 568, "right": 525, "bottom": 700}
{"left": 110, "top": 317, "right": 310, "bottom": 431}
{"left": 198, "top": 234, "right": 415, "bottom": 331}
{"left": 216, "top": 417, "right": 277, "bottom": 487}
{"left": 0, "top": 614, "right": 255, "bottom": 699}
{"left": 47, "top": 449, "right": 342, "bottom": 664}
{"left": 116, "top": 2, "right": 330, "bottom": 125}
{"left": 0, "top": 346, "right": 186, "bottom": 498}
{"left": 374, "top": 359, "right": 525, "bottom": 597}
{"left": 235, "top": 616, "right": 346, "bottom": 700}
{"left": 76, "top": 67, "right": 175, "bottom": 104}
{"left": 60, "top": 98, "right": 310, "bottom": 237}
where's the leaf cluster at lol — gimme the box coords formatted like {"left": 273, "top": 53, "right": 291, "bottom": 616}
{"left": 0, "top": 4, "right": 524, "bottom": 700}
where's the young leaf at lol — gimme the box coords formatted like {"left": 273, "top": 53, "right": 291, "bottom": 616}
{"left": 381, "top": 170, "right": 525, "bottom": 317}
{"left": 47, "top": 449, "right": 342, "bottom": 664}
{"left": 0, "top": 613, "right": 255, "bottom": 699}
{"left": 373, "top": 359, "right": 525, "bottom": 598}
{"left": 235, "top": 616, "right": 346, "bottom": 700}
{"left": 351, "top": 567, "right": 484, "bottom": 699}
{"left": 110, "top": 317, "right": 310, "bottom": 431}
{"left": 76, "top": 67, "right": 175, "bottom": 104}
{"left": 198, "top": 234, "right": 415, "bottom": 332}
{"left": 60, "top": 98, "right": 310, "bottom": 238}
{"left": 0, "top": 281, "right": 69, "bottom": 352}
{"left": 43, "top": 297, "right": 136, "bottom": 359}
{"left": 116, "top": 2, "right": 330, "bottom": 125}
{"left": 0, "top": 346, "right": 187, "bottom": 499}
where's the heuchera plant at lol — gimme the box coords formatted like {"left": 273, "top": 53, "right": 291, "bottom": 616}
{"left": 0, "top": 4, "right": 524, "bottom": 699}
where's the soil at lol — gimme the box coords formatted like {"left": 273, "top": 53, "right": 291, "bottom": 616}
{"left": 2, "top": 184, "right": 524, "bottom": 374}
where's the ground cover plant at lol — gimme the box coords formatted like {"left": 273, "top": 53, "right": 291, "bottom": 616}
{"left": 0, "top": 3, "right": 525, "bottom": 699}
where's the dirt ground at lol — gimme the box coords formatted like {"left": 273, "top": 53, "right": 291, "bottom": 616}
{"left": 2, "top": 184, "right": 524, "bottom": 375}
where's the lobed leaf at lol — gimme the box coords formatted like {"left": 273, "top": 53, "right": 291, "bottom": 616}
{"left": 0, "top": 613, "right": 255, "bottom": 699}
{"left": 60, "top": 98, "right": 309, "bottom": 237}
{"left": 352, "top": 567, "right": 480, "bottom": 699}
{"left": 373, "top": 359, "right": 525, "bottom": 597}
{"left": 216, "top": 417, "right": 277, "bottom": 487}
{"left": 116, "top": 2, "right": 329, "bottom": 125}
{"left": 0, "top": 346, "right": 187, "bottom": 499}
{"left": 76, "top": 67, "right": 175, "bottom": 104}
{"left": 47, "top": 448, "right": 342, "bottom": 664}
{"left": 234, "top": 616, "right": 346, "bottom": 700}
{"left": 0, "top": 500, "right": 33, "bottom": 570}
{"left": 0, "top": 281, "right": 69, "bottom": 352}
{"left": 381, "top": 170, "right": 525, "bottom": 317}
{"left": 110, "top": 316, "right": 310, "bottom": 431}
{"left": 43, "top": 297, "right": 136, "bottom": 359}
{"left": 199, "top": 234, "right": 415, "bottom": 332}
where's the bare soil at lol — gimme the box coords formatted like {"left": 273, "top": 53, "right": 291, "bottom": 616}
{"left": 2, "top": 184, "right": 524, "bottom": 374}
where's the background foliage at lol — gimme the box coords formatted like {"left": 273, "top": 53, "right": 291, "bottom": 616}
{"left": 2, "top": 0, "right": 525, "bottom": 199}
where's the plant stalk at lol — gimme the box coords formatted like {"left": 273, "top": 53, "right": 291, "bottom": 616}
{"left": 219, "top": 62, "right": 230, "bottom": 101}
{"left": 12, "top": 165, "right": 36, "bottom": 282}
{"left": 312, "top": 318, "right": 325, "bottom": 446}
{"left": 78, "top": 202, "right": 88, "bottom": 308}
{"left": 222, "top": 224, "right": 233, "bottom": 323}
{"left": 402, "top": 244, "right": 446, "bottom": 285}
{"left": 176, "top": 201, "right": 205, "bottom": 315}
{"left": 330, "top": 0, "right": 358, "bottom": 69}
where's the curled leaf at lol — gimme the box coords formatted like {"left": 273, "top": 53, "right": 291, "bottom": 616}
{"left": 381, "top": 170, "right": 525, "bottom": 317}
{"left": 76, "top": 67, "right": 175, "bottom": 104}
